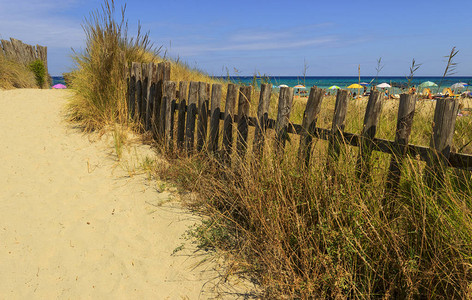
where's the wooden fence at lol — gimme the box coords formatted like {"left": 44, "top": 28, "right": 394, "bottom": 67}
{"left": 1, "top": 38, "right": 49, "bottom": 88}
{"left": 127, "top": 62, "right": 472, "bottom": 193}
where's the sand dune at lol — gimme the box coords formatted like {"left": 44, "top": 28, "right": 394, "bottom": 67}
{"left": 0, "top": 89, "right": 254, "bottom": 299}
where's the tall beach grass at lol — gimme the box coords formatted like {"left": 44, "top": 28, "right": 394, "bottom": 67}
{"left": 0, "top": 54, "right": 38, "bottom": 89}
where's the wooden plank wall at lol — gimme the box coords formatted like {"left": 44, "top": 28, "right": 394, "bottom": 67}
{"left": 0, "top": 38, "right": 48, "bottom": 74}
{"left": 1, "top": 38, "right": 49, "bottom": 88}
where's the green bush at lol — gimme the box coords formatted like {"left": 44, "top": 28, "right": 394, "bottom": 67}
{"left": 28, "top": 59, "right": 46, "bottom": 88}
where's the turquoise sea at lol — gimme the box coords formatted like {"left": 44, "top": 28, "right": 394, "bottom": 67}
{"left": 220, "top": 76, "right": 472, "bottom": 95}
{"left": 52, "top": 75, "right": 472, "bottom": 94}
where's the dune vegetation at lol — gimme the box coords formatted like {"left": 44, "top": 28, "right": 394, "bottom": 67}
{"left": 68, "top": 0, "right": 472, "bottom": 298}
{"left": 0, "top": 54, "right": 38, "bottom": 89}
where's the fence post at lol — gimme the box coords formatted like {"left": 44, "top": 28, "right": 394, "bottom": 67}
{"left": 135, "top": 63, "right": 143, "bottom": 124}
{"left": 208, "top": 84, "right": 222, "bottom": 154}
{"left": 424, "top": 98, "right": 460, "bottom": 188}
{"left": 128, "top": 63, "right": 138, "bottom": 119}
{"left": 385, "top": 93, "right": 417, "bottom": 196}
{"left": 222, "top": 84, "right": 239, "bottom": 164}
{"left": 237, "top": 86, "right": 252, "bottom": 159}
{"left": 327, "top": 89, "right": 349, "bottom": 162}
{"left": 298, "top": 86, "right": 324, "bottom": 167}
{"left": 177, "top": 81, "right": 188, "bottom": 150}
{"left": 145, "top": 62, "right": 156, "bottom": 131}
{"left": 185, "top": 81, "right": 199, "bottom": 153}
{"left": 197, "top": 82, "right": 210, "bottom": 151}
{"left": 253, "top": 84, "right": 272, "bottom": 160}
{"left": 163, "top": 81, "right": 177, "bottom": 150}
{"left": 152, "top": 63, "right": 164, "bottom": 138}
{"left": 140, "top": 63, "right": 149, "bottom": 125}
{"left": 356, "top": 90, "right": 384, "bottom": 180}
{"left": 274, "top": 87, "right": 294, "bottom": 157}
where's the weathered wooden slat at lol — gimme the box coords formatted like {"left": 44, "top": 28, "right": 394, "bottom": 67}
{"left": 140, "top": 63, "right": 149, "bottom": 125}
{"left": 145, "top": 62, "right": 156, "bottom": 131}
{"left": 148, "top": 63, "right": 159, "bottom": 129}
{"left": 327, "top": 89, "right": 349, "bottom": 161}
{"left": 274, "top": 87, "right": 294, "bottom": 156}
{"left": 208, "top": 84, "right": 222, "bottom": 154}
{"left": 222, "top": 84, "right": 239, "bottom": 164}
{"left": 163, "top": 62, "right": 171, "bottom": 81}
{"left": 298, "top": 86, "right": 324, "bottom": 167}
{"left": 356, "top": 90, "right": 384, "bottom": 180}
{"left": 385, "top": 93, "right": 417, "bottom": 195}
{"left": 237, "top": 86, "right": 252, "bottom": 159}
{"left": 152, "top": 63, "right": 165, "bottom": 138}
{"left": 185, "top": 81, "right": 199, "bottom": 152}
{"left": 163, "top": 81, "right": 177, "bottom": 149}
{"left": 177, "top": 81, "right": 188, "bottom": 150}
{"left": 135, "top": 63, "right": 143, "bottom": 125}
{"left": 197, "top": 82, "right": 210, "bottom": 151}
{"left": 253, "top": 84, "right": 272, "bottom": 159}
{"left": 128, "top": 63, "right": 138, "bottom": 119}
{"left": 424, "top": 98, "right": 460, "bottom": 187}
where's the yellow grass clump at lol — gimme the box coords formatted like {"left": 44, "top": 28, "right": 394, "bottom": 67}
{"left": 0, "top": 54, "right": 37, "bottom": 89}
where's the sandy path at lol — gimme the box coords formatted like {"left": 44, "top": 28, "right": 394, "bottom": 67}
{"left": 0, "top": 89, "right": 252, "bottom": 299}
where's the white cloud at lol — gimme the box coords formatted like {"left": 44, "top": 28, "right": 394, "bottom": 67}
{"left": 167, "top": 24, "right": 339, "bottom": 57}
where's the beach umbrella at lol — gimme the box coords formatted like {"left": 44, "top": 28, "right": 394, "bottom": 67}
{"left": 451, "top": 82, "right": 466, "bottom": 89}
{"left": 278, "top": 84, "right": 289, "bottom": 88}
{"left": 419, "top": 81, "right": 437, "bottom": 87}
{"left": 294, "top": 84, "right": 306, "bottom": 89}
{"left": 328, "top": 85, "right": 340, "bottom": 90}
{"left": 347, "top": 83, "right": 363, "bottom": 89}
{"left": 376, "top": 82, "right": 391, "bottom": 88}
{"left": 52, "top": 84, "right": 67, "bottom": 89}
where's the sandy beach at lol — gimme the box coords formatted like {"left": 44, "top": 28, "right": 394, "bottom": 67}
{"left": 0, "top": 89, "right": 253, "bottom": 299}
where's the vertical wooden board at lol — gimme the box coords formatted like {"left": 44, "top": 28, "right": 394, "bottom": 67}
{"left": 298, "top": 86, "right": 324, "bottom": 167}
{"left": 152, "top": 63, "right": 165, "bottom": 138}
{"left": 197, "top": 82, "right": 210, "bottom": 151}
{"left": 185, "top": 81, "right": 199, "bottom": 152}
{"left": 148, "top": 63, "right": 159, "bottom": 127}
{"left": 158, "top": 80, "right": 170, "bottom": 141}
{"left": 140, "top": 63, "right": 149, "bottom": 125}
{"left": 424, "top": 98, "right": 460, "bottom": 187}
{"left": 128, "top": 63, "right": 138, "bottom": 119}
{"left": 222, "top": 84, "right": 239, "bottom": 163}
{"left": 253, "top": 84, "right": 272, "bottom": 159}
{"left": 177, "top": 81, "right": 189, "bottom": 149}
{"left": 208, "top": 84, "right": 222, "bottom": 154}
{"left": 135, "top": 63, "right": 143, "bottom": 124}
{"left": 237, "top": 86, "right": 252, "bottom": 159}
{"left": 385, "top": 94, "right": 417, "bottom": 195}
{"left": 356, "top": 90, "right": 384, "bottom": 180}
{"left": 163, "top": 81, "right": 177, "bottom": 149}
{"left": 327, "top": 89, "right": 349, "bottom": 160}
{"left": 274, "top": 87, "right": 294, "bottom": 156}
{"left": 145, "top": 62, "right": 155, "bottom": 131}
{"left": 163, "top": 62, "right": 171, "bottom": 80}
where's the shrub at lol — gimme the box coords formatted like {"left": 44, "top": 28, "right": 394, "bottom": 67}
{"left": 28, "top": 59, "right": 46, "bottom": 88}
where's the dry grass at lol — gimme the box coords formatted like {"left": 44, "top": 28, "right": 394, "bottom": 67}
{"left": 0, "top": 54, "right": 37, "bottom": 89}
{"left": 156, "top": 127, "right": 472, "bottom": 298}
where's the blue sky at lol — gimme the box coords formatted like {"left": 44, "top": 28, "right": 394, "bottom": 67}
{"left": 1, "top": 0, "right": 471, "bottom": 76}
